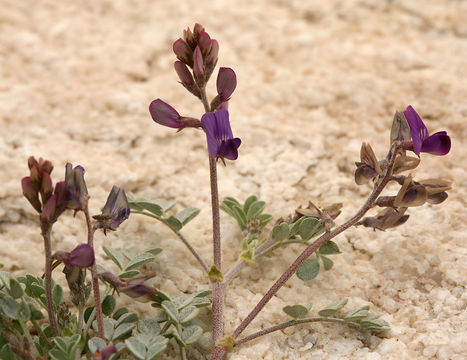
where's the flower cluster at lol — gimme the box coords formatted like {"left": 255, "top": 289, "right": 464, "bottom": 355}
{"left": 149, "top": 23, "right": 240, "bottom": 162}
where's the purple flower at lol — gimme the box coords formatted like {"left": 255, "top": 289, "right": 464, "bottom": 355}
{"left": 65, "top": 163, "right": 88, "bottom": 211}
{"left": 54, "top": 244, "right": 95, "bottom": 268}
{"left": 93, "top": 186, "right": 130, "bottom": 233}
{"left": 216, "top": 67, "right": 237, "bottom": 102}
{"left": 93, "top": 344, "right": 118, "bottom": 360}
{"left": 403, "top": 106, "right": 451, "bottom": 156}
{"left": 201, "top": 110, "right": 241, "bottom": 161}
{"left": 149, "top": 99, "right": 184, "bottom": 129}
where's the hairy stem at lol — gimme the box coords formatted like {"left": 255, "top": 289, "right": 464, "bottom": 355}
{"left": 42, "top": 226, "right": 59, "bottom": 337}
{"left": 84, "top": 206, "right": 104, "bottom": 338}
{"left": 212, "top": 144, "right": 400, "bottom": 359}
{"left": 235, "top": 317, "right": 345, "bottom": 346}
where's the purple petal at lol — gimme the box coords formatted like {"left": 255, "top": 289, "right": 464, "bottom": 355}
{"left": 172, "top": 38, "right": 192, "bottom": 66}
{"left": 201, "top": 112, "right": 219, "bottom": 158}
{"left": 193, "top": 46, "right": 204, "bottom": 78}
{"left": 421, "top": 131, "right": 451, "bottom": 155}
{"left": 404, "top": 105, "right": 429, "bottom": 155}
{"left": 22, "top": 176, "right": 41, "bottom": 213}
{"left": 66, "top": 244, "right": 95, "bottom": 268}
{"left": 218, "top": 138, "right": 241, "bottom": 160}
{"left": 94, "top": 344, "right": 118, "bottom": 360}
{"left": 216, "top": 67, "right": 237, "bottom": 101}
{"left": 149, "top": 99, "right": 183, "bottom": 128}
{"left": 174, "top": 61, "right": 194, "bottom": 86}
{"left": 215, "top": 109, "right": 234, "bottom": 140}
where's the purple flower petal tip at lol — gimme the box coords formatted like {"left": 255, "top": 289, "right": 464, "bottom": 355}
{"left": 149, "top": 99, "right": 184, "bottom": 129}
{"left": 403, "top": 105, "right": 450, "bottom": 156}
{"left": 216, "top": 67, "right": 237, "bottom": 101}
{"left": 64, "top": 244, "right": 95, "bottom": 268}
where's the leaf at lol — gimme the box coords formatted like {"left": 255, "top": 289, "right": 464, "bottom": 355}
{"left": 318, "top": 298, "right": 348, "bottom": 317}
{"left": 0, "top": 271, "right": 10, "bottom": 289}
{"left": 88, "top": 337, "right": 106, "bottom": 354}
{"left": 161, "top": 300, "right": 178, "bottom": 323}
{"left": 194, "top": 289, "right": 212, "bottom": 297}
{"left": 9, "top": 278, "right": 23, "bottom": 299}
{"left": 243, "top": 195, "right": 258, "bottom": 213}
{"left": 0, "top": 295, "right": 20, "bottom": 320}
{"left": 319, "top": 241, "right": 341, "bottom": 255}
{"left": 246, "top": 201, "right": 266, "bottom": 221}
{"left": 359, "top": 314, "right": 390, "bottom": 331}
{"left": 222, "top": 197, "right": 242, "bottom": 210}
{"left": 299, "top": 218, "right": 321, "bottom": 241}
{"left": 272, "top": 222, "right": 290, "bottom": 242}
{"left": 282, "top": 303, "right": 312, "bottom": 319}
{"left": 289, "top": 218, "right": 304, "bottom": 237}
{"left": 178, "top": 306, "right": 199, "bottom": 324}
{"left": 119, "top": 270, "right": 140, "bottom": 278}
{"left": 52, "top": 337, "right": 68, "bottom": 353}
{"left": 321, "top": 255, "right": 334, "bottom": 271}
{"left": 181, "top": 325, "right": 203, "bottom": 345}
{"left": 49, "top": 349, "right": 68, "bottom": 360}
{"left": 125, "top": 337, "right": 146, "bottom": 360}
{"left": 113, "top": 307, "right": 129, "bottom": 320}
{"left": 103, "top": 246, "right": 124, "bottom": 270}
{"left": 257, "top": 213, "right": 273, "bottom": 227}
{"left": 165, "top": 216, "right": 183, "bottom": 232}
{"left": 344, "top": 305, "right": 370, "bottom": 322}
{"left": 231, "top": 205, "right": 247, "bottom": 229}
{"left": 52, "top": 284, "right": 64, "bottom": 308}
{"left": 102, "top": 295, "right": 116, "bottom": 316}
{"left": 153, "top": 199, "right": 176, "bottom": 213}
{"left": 191, "top": 297, "right": 211, "bottom": 308}
{"left": 125, "top": 253, "right": 155, "bottom": 271}
{"left": 116, "top": 312, "right": 138, "bottom": 326}
{"left": 175, "top": 208, "right": 200, "bottom": 226}
{"left": 113, "top": 322, "right": 135, "bottom": 340}
{"left": 150, "top": 290, "right": 171, "bottom": 308}
{"left": 146, "top": 337, "right": 168, "bottom": 360}
{"left": 138, "top": 319, "right": 161, "bottom": 336}
{"left": 0, "top": 344, "right": 16, "bottom": 360}
{"left": 142, "top": 246, "right": 163, "bottom": 256}
{"left": 94, "top": 318, "right": 115, "bottom": 341}
{"left": 296, "top": 258, "right": 320, "bottom": 281}
{"left": 135, "top": 202, "right": 163, "bottom": 217}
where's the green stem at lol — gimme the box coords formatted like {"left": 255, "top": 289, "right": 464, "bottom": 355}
{"left": 42, "top": 226, "right": 60, "bottom": 337}
{"left": 235, "top": 317, "right": 345, "bottom": 346}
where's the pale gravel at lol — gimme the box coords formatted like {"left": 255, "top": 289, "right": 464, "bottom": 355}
{"left": 0, "top": 0, "right": 466, "bottom": 359}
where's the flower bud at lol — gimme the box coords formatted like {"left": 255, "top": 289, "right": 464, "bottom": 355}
{"left": 357, "top": 207, "right": 409, "bottom": 231}
{"left": 198, "top": 31, "right": 212, "bottom": 57}
{"left": 149, "top": 99, "right": 184, "bottom": 129}
{"left": 93, "top": 186, "right": 130, "bottom": 233}
{"left": 22, "top": 176, "right": 41, "bottom": 213}
{"left": 354, "top": 143, "right": 382, "bottom": 185}
{"left": 394, "top": 175, "right": 427, "bottom": 207}
{"left": 41, "top": 172, "right": 54, "bottom": 204}
{"left": 173, "top": 38, "right": 193, "bottom": 67}
{"left": 419, "top": 179, "right": 451, "bottom": 204}
{"left": 174, "top": 61, "right": 201, "bottom": 98}
{"left": 390, "top": 110, "right": 411, "bottom": 145}
{"left": 65, "top": 163, "right": 88, "bottom": 211}
{"left": 216, "top": 67, "right": 237, "bottom": 101}
{"left": 193, "top": 46, "right": 205, "bottom": 87}
{"left": 392, "top": 155, "right": 420, "bottom": 175}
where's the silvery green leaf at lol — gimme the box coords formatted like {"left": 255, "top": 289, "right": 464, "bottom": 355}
{"left": 9, "top": 278, "right": 23, "bottom": 299}
{"left": 175, "top": 208, "right": 200, "bottom": 226}
{"left": 161, "top": 300, "right": 179, "bottom": 322}
{"left": 138, "top": 319, "right": 161, "bottom": 335}
{"left": 182, "top": 325, "right": 203, "bottom": 345}
{"left": 53, "top": 337, "right": 67, "bottom": 353}
{"left": 123, "top": 247, "right": 139, "bottom": 260}
{"left": 146, "top": 337, "right": 168, "bottom": 360}
{"left": 119, "top": 270, "right": 140, "bottom": 278}
{"left": 360, "top": 314, "right": 390, "bottom": 331}
{"left": 296, "top": 258, "right": 320, "bottom": 281}
{"left": 155, "top": 310, "right": 168, "bottom": 323}
{"left": 319, "top": 241, "right": 341, "bottom": 255}
{"left": 318, "top": 298, "right": 348, "bottom": 317}
{"left": 272, "top": 222, "right": 290, "bottom": 242}
{"left": 52, "top": 284, "right": 63, "bottom": 307}
{"left": 117, "top": 312, "right": 138, "bottom": 326}
{"left": 125, "top": 337, "right": 146, "bottom": 360}
{"left": 102, "top": 295, "right": 116, "bottom": 316}
{"left": 48, "top": 349, "right": 68, "bottom": 360}
{"left": 0, "top": 295, "right": 20, "bottom": 320}
{"left": 142, "top": 246, "right": 163, "bottom": 256}
{"left": 0, "top": 271, "right": 10, "bottom": 290}
{"left": 344, "top": 305, "right": 370, "bottom": 322}
{"left": 113, "top": 322, "right": 135, "bottom": 340}
{"left": 282, "top": 303, "right": 311, "bottom": 319}
{"left": 131, "top": 202, "right": 163, "bottom": 217}
{"left": 68, "top": 334, "right": 81, "bottom": 355}
{"left": 257, "top": 213, "right": 273, "bottom": 227}
{"left": 289, "top": 218, "right": 304, "bottom": 237}
{"left": 151, "top": 290, "right": 171, "bottom": 308}
{"left": 232, "top": 205, "right": 247, "bottom": 229}
{"left": 178, "top": 306, "right": 199, "bottom": 324}
{"left": 102, "top": 318, "right": 116, "bottom": 340}
{"left": 194, "top": 289, "right": 212, "bottom": 297}
{"left": 88, "top": 337, "right": 106, "bottom": 354}
{"left": 299, "top": 218, "right": 321, "bottom": 241}
{"left": 0, "top": 344, "right": 16, "bottom": 360}
{"left": 321, "top": 255, "right": 334, "bottom": 271}
{"left": 172, "top": 293, "right": 194, "bottom": 309}
{"left": 19, "top": 301, "right": 31, "bottom": 321}
{"left": 222, "top": 197, "right": 242, "bottom": 210}
{"left": 243, "top": 195, "right": 258, "bottom": 213}
{"left": 191, "top": 297, "right": 211, "bottom": 308}
{"left": 153, "top": 199, "right": 176, "bottom": 213}
{"left": 246, "top": 201, "right": 266, "bottom": 221}
{"left": 103, "top": 246, "right": 124, "bottom": 270}
{"left": 125, "top": 253, "right": 155, "bottom": 271}
{"left": 166, "top": 216, "right": 183, "bottom": 232}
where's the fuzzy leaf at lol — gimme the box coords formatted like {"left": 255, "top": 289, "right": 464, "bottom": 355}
{"left": 125, "top": 337, "right": 146, "bottom": 360}
{"left": 113, "top": 322, "right": 135, "bottom": 340}
{"left": 166, "top": 216, "right": 183, "bottom": 232}
{"left": 102, "top": 295, "right": 116, "bottom": 316}
{"left": 142, "top": 246, "right": 162, "bottom": 256}
{"left": 161, "top": 300, "right": 178, "bottom": 322}
{"left": 257, "top": 213, "right": 273, "bottom": 227}
{"left": 246, "top": 201, "right": 266, "bottom": 221}
{"left": 344, "top": 305, "right": 370, "bottom": 322}
{"left": 318, "top": 298, "right": 348, "bottom": 317}
{"left": 289, "top": 218, "right": 304, "bottom": 237}
{"left": 146, "top": 337, "right": 168, "bottom": 360}
{"left": 282, "top": 303, "right": 312, "bottom": 319}
{"left": 319, "top": 241, "right": 341, "bottom": 255}
{"left": 321, "top": 256, "right": 334, "bottom": 271}
{"left": 191, "top": 297, "right": 211, "bottom": 308}
{"left": 113, "top": 307, "right": 129, "bottom": 320}
{"left": 182, "top": 325, "right": 203, "bottom": 344}
{"left": 175, "top": 208, "right": 200, "bottom": 225}
{"left": 138, "top": 319, "right": 161, "bottom": 335}
{"left": 272, "top": 222, "right": 290, "bottom": 242}
{"left": 178, "top": 306, "right": 199, "bottom": 324}
{"left": 296, "top": 258, "right": 320, "bottom": 281}
{"left": 125, "top": 253, "right": 155, "bottom": 271}
{"left": 116, "top": 312, "right": 138, "bottom": 326}
{"left": 103, "top": 246, "right": 124, "bottom": 270}
{"left": 0, "top": 344, "right": 16, "bottom": 360}
{"left": 243, "top": 195, "right": 258, "bottom": 213}
{"left": 0, "top": 295, "right": 20, "bottom": 320}
{"left": 134, "top": 202, "right": 163, "bottom": 217}
{"left": 119, "top": 270, "right": 140, "bottom": 278}
{"left": 231, "top": 205, "right": 247, "bottom": 229}
{"left": 299, "top": 218, "right": 321, "bottom": 241}
{"left": 52, "top": 284, "right": 64, "bottom": 308}
{"left": 9, "top": 278, "right": 23, "bottom": 299}
{"left": 88, "top": 337, "right": 106, "bottom": 354}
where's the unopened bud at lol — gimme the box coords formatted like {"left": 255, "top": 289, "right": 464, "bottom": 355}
{"left": 193, "top": 46, "right": 205, "bottom": 87}
{"left": 173, "top": 38, "right": 193, "bottom": 67}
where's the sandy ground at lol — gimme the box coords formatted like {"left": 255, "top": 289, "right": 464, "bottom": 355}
{"left": 1, "top": 0, "right": 466, "bottom": 359}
